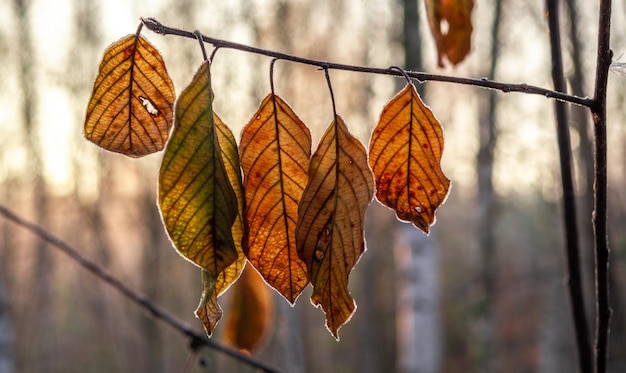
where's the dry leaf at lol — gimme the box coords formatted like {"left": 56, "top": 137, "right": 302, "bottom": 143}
{"left": 158, "top": 62, "right": 238, "bottom": 276}
{"left": 84, "top": 34, "right": 175, "bottom": 157}
{"left": 296, "top": 116, "right": 374, "bottom": 339}
{"left": 195, "top": 270, "right": 222, "bottom": 336}
{"left": 240, "top": 94, "right": 311, "bottom": 304}
{"left": 425, "top": 0, "right": 475, "bottom": 67}
{"left": 369, "top": 83, "right": 450, "bottom": 233}
{"left": 223, "top": 265, "right": 274, "bottom": 353}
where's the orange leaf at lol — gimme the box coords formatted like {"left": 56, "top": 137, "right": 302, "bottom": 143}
{"left": 369, "top": 83, "right": 450, "bottom": 233}
{"left": 84, "top": 34, "right": 175, "bottom": 157}
{"left": 239, "top": 94, "right": 311, "bottom": 304}
{"left": 296, "top": 116, "right": 374, "bottom": 339}
{"left": 425, "top": 0, "right": 475, "bottom": 67}
{"left": 223, "top": 265, "right": 274, "bottom": 353}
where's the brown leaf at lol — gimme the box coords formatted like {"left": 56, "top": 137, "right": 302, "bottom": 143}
{"left": 369, "top": 83, "right": 450, "bottom": 233}
{"left": 239, "top": 94, "right": 311, "bottom": 304}
{"left": 84, "top": 34, "right": 175, "bottom": 157}
{"left": 195, "top": 270, "right": 222, "bottom": 336}
{"left": 223, "top": 265, "right": 274, "bottom": 353}
{"left": 296, "top": 116, "right": 374, "bottom": 339}
{"left": 425, "top": 0, "right": 475, "bottom": 67}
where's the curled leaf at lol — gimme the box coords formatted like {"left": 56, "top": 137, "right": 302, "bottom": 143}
{"left": 369, "top": 83, "right": 450, "bottom": 233}
{"left": 240, "top": 94, "right": 311, "bottom": 304}
{"left": 195, "top": 270, "right": 222, "bottom": 336}
{"left": 84, "top": 34, "right": 175, "bottom": 157}
{"left": 296, "top": 116, "right": 374, "bottom": 339}
{"left": 425, "top": 0, "right": 475, "bottom": 67}
{"left": 158, "top": 62, "right": 238, "bottom": 276}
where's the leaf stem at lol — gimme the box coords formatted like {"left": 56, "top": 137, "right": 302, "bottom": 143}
{"left": 269, "top": 58, "right": 278, "bottom": 96}
{"left": 193, "top": 30, "right": 209, "bottom": 62}
{"left": 545, "top": 1, "right": 592, "bottom": 371}
{"left": 139, "top": 17, "right": 594, "bottom": 108}
{"left": 323, "top": 67, "right": 338, "bottom": 120}
{"left": 0, "top": 205, "right": 285, "bottom": 373}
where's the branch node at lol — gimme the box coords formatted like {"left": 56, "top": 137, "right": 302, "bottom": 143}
{"left": 141, "top": 17, "right": 163, "bottom": 34}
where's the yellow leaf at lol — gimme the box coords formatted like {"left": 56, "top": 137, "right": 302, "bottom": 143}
{"left": 296, "top": 116, "right": 374, "bottom": 339}
{"left": 222, "top": 265, "right": 274, "bottom": 353}
{"left": 239, "top": 94, "right": 311, "bottom": 304}
{"left": 425, "top": 0, "right": 475, "bottom": 67}
{"left": 158, "top": 61, "right": 238, "bottom": 276}
{"left": 369, "top": 83, "right": 450, "bottom": 233}
{"left": 84, "top": 34, "right": 175, "bottom": 157}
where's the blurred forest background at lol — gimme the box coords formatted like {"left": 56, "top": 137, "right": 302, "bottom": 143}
{"left": 1, "top": 0, "right": 626, "bottom": 372}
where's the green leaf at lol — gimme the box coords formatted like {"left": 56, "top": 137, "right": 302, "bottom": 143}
{"left": 213, "top": 113, "right": 247, "bottom": 295}
{"left": 158, "top": 61, "right": 238, "bottom": 276}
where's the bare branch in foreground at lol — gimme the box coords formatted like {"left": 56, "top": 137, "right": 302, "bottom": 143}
{"left": 0, "top": 205, "right": 285, "bottom": 373}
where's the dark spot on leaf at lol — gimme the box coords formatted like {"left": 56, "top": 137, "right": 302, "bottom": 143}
{"left": 315, "top": 250, "right": 324, "bottom": 261}
{"left": 123, "top": 45, "right": 135, "bottom": 59}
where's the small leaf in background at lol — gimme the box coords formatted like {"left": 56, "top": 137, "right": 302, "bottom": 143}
{"left": 84, "top": 34, "right": 175, "bottom": 157}
{"left": 296, "top": 116, "right": 374, "bottom": 339}
{"left": 369, "top": 83, "right": 450, "bottom": 233}
{"left": 223, "top": 265, "right": 274, "bottom": 353}
{"left": 194, "top": 114, "right": 246, "bottom": 337}
{"left": 159, "top": 61, "right": 238, "bottom": 276}
{"left": 425, "top": 0, "right": 475, "bottom": 67}
{"left": 240, "top": 94, "right": 311, "bottom": 304}
{"left": 195, "top": 270, "right": 222, "bottom": 336}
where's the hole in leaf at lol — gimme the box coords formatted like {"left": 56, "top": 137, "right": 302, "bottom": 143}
{"left": 139, "top": 96, "right": 159, "bottom": 116}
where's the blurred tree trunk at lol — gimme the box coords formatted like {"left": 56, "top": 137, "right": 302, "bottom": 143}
{"left": 139, "top": 183, "right": 166, "bottom": 373}
{"left": 0, "top": 179, "right": 16, "bottom": 373}
{"left": 395, "top": 224, "right": 441, "bottom": 373}
{"left": 475, "top": 1, "right": 502, "bottom": 371}
{"left": 13, "top": 0, "right": 51, "bottom": 370}
{"left": 537, "top": 1, "right": 597, "bottom": 371}
{"left": 564, "top": 0, "right": 595, "bottom": 330}
{"left": 537, "top": 281, "right": 576, "bottom": 373}
{"left": 394, "top": 2, "right": 441, "bottom": 372}
{"left": 0, "top": 281, "right": 15, "bottom": 373}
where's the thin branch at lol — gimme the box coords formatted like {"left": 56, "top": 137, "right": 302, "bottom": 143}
{"left": 140, "top": 17, "right": 594, "bottom": 108}
{"left": 0, "top": 205, "right": 285, "bottom": 373}
{"left": 545, "top": 1, "right": 592, "bottom": 372}
{"left": 591, "top": 0, "right": 612, "bottom": 371}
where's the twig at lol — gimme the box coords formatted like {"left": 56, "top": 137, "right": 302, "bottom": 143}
{"left": 591, "top": 1, "right": 612, "bottom": 372}
{"left": 140, "top": 17, "right": 594, "bottom": 108}
{"left": 545, "top": 1, "right": 592, "bottom": 371}
{"left": 0, "top": 205, "right": 285, "bottom": 373}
